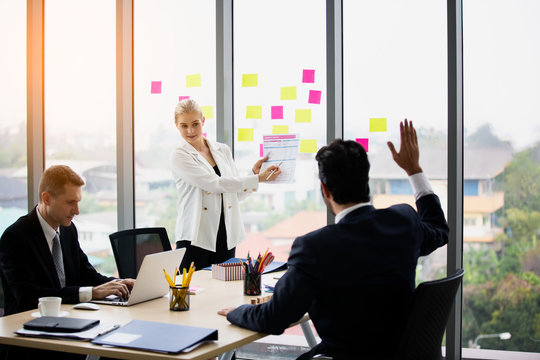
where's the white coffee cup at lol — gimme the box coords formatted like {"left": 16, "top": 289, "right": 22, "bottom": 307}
{"left": 38, "top": 296, "right": 62, "bottom": 316}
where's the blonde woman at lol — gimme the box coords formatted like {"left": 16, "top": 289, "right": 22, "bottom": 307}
{"left": 170, "top": 99, "right": 281, "bottom": 270}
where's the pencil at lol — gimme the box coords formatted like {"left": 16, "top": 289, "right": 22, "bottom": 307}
{"left": 266, "top": 162, "right": 282, "bottom": 180}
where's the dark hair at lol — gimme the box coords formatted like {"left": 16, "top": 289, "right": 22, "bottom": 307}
{"left": 315, "top": 139, "right": 370, "bottom": 204}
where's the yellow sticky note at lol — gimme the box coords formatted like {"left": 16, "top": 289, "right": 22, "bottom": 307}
{"left": 201, "top": 106, "right": 213, "bottom": 119}
{"left": 272, "top": 125, "right": 289, "bottom": 134}
{"left": 369, "top": 118, "right": 387, "bottom": 132}
{"left": 246, "top": 106, "right": 262, "bottom": 119}
{"left": 242, "top": 74, "right": 258, "bottom": 87}
{"left": 186, "top": 74, "right": 201, "bottom": 87}
{"left": 280, "top": 86, "right": 297, "bottom": 100}
{"left": 238, "top": 128, "right": 254, "bottom": 142}
{"left": 300, "top": 139, "right": 317, "bottom": 153}
{"left": 295, "top": 109, "right": 311, "bottom": 123}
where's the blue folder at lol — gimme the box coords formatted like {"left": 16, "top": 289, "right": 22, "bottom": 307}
{"left": 91, "top": 320, "right": 217, "bottom": 354}
{"left": 202, "top": 257, "right": 287, "bottom": 274}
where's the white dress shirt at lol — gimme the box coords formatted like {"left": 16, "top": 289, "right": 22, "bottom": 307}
{"left": 335, "top": 172, "right": 434, "bottom": 224}
{"left": 36, "top": 207, "right": 92, "bottom": 302}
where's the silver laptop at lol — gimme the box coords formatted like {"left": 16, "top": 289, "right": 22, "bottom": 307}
{"left": 92, "top": 248, "right": 186, "bottom": 306}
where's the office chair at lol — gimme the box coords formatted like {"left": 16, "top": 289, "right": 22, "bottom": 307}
{"left": 311, "top": 269, "right": 464, "bottom": 360}
{"left": 109, "top": 227, "right": 172, "bottom": 279}
{"left": 393, "top": 268, "right": 465, "bottom": 360}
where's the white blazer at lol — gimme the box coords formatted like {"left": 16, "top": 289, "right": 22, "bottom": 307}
{"left": 170, "top": 138, "right": 259, "bottom": 252}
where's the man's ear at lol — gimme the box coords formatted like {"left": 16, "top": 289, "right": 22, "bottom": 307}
{"left": 320, "top": 182, "right": 331, "bottom": 200}
{"left": 41, "top": 191, "right": 51, "bottom": 206}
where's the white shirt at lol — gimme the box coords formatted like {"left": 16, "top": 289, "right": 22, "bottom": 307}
{"left": 36, "top": 207, "right": 92, "bottom": 302}
{"left": 335, "top": 172, "right": 434, "bottom": 224}
{"left": 170, "top": 138, "right": 258, "bottom": 251}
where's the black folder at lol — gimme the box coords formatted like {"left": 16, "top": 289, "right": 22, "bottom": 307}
{"left": 23, "top": 317, "right": 100, "bottom": 333}
{"left": 91, "top": 320, "right": 218, "bottom": 353}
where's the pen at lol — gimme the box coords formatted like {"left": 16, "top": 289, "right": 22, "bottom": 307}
{"left": 97, "top": 324, "right": 120, "bottom": 337}
{"left": 266, "top": 162, "right": 282, "bottom": 180}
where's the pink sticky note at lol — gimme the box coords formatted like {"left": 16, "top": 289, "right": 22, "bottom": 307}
{"left": 203, "top": 132, "right": 207, "bottom": 138}
{"left": 260, "top": 144, "right": 264, "bottom": 157}
{"left": 178, "top": 95, "right": 190, "bottom": 102}
{"left": 356, "top": 138, "right": 369, "bottom": 152}
{"left": 308, "top": 90, "right": 321, "bottom": 104}
{"left": 303, "top": 69, "right": 315, "bottom": 83}
{"left": 271, "top": 106, "right": 283, "bottom": 119}
{"left": 150, "top": 81, "right": 162, "bottom": 94}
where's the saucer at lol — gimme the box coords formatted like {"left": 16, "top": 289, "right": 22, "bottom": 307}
{"left": 31, "top": 310, "right": 69, "bottom": 318}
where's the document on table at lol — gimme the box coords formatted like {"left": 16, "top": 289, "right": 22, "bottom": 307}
{"left": 262, "top": 134, "right": 299, "bottom": 184}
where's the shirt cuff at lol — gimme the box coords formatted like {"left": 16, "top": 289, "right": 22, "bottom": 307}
{"left": 79, "top": 286, "right": 93, "bottom": 302}
{"left": 409, "top": 172, "right": 434, "bottom": 200}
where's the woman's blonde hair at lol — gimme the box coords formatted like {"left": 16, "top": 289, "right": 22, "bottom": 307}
{"left": 174, "top": 99, "right": 203, "bottom": 125}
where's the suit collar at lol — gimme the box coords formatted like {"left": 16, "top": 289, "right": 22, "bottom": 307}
{"left": 339, "top": 204, "right": 375, "bottom": 223}
{"left": 178, "top": 137, "right": 222, "bottom": 172}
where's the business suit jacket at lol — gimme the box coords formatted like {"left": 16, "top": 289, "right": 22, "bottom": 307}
{"left": 0, "top": 207, "right": 113, "bottom": 316}
{"left": 227, "top": 194, "right": 449, "bottom": 359}
{"left": 170, "top": 138, "right": 258, "bottom": 252}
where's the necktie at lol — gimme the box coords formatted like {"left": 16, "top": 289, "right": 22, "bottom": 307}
{"left": 52, "top": 232, "right": 66, "bottom": 287}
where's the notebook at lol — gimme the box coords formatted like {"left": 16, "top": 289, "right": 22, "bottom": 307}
{"left": 91, "top": 319, "right": 218, "bottom": 354}
{"left": 92, "top": 249, "right": 185, "bottom": 306}
{"left": 23, "top": 316, "right": 100, "bottom": 333}
{"left": 203, "top": 257, "right": 288, "bottom": 274}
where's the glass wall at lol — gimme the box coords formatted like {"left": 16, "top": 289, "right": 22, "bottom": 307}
{"left": 343, "top": 0, "right": 448, "bottom": 283}
{"left": 0, "top": 1, "right": 27, "bottom": 235}
{"left": 463, "top": 0, "right": 540, "bottom": 352}
{"left": 233, "top": 0, "right": 327, "bottom": 262}
{"left": 133, "top": 0, "right": 216, "bottom": 243}
{"left": 44, "top": 0, "right": 117, "bottom": 275}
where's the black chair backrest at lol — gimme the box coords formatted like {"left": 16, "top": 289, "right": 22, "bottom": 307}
{"left": 394, "top": 269, "right": 465, "bottom": 360}
{"left": 109, "top": 227, "right": 172, "bottom": 279}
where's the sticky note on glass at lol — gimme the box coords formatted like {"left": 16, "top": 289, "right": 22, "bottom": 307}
{"left": 201, "top": 106, "right": 214, "bottom": 119}
{"left": 300, "top": 139, "right": 317, "bottom": 153}
{"left": 242, "top": 74, "right": 258, "bottom": 87}
{"left": 295, "top": 109, "right": 311, "bottom": 123}
{"left": 186, "top": 74, "right": 201, "bottom": 87}
{"left": 303, "top": 69, "right": 315, "bottom": 83}
{"left": 246, "top": 106, "right": 262, "bottom": 119}
{"left": 272, "top": 125, "right": 289, "bottom": 134}
{"left": 271, "top": 106, "right": 283, "bottom": 119}
{"left": 150, "top": 81, "right": 162, "bottom": 94}
{"left": 178, "top": 95, "right": 190, "bottom": 102}
{"left": 308, "top": 90, "right": 321, "bottom": 104}
{"left": 280, "top": 87, "right": 297, "bottom": 100}
{"left": 355, "top": 138, "right": 369, "bottom": 152}
{"left": 238, "top": 128, "right": 254, "bottom": 141}
{"left": 369, "top": 118, "right": 387, "bottom": 132}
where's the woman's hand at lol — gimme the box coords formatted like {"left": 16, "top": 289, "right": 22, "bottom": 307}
{"left": 258, "top": 165, "right": 281, "bottom": 182}
{"left": 252, "top": 156, "right": 269, "bottom": 174}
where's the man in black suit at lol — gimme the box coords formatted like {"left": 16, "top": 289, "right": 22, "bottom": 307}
{"left": 219, "top": 120, "right": 449, "bottom": 359}
{"left": 0, "top": 165, "right": 134, "bottom": 359}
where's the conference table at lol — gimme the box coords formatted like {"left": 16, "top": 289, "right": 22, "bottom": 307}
{"left": 0, "top": 270, "right": 316, "bottom": 360}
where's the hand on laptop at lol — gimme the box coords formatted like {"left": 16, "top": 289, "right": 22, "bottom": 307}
{"left": 92, "top": 279, "right": 134, "bottom": 300}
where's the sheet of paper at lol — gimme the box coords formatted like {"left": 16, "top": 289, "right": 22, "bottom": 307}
{"left": 280, "top": 86, "right": 297, "bottom": 100}
{"left": 238, "top": 128, "right": 254, "bottom": 142}
{"left": 242, "top": 74, "right": 258, "bottom": 87}
{"left": 201, "top": 106, "right": 213, "bottom": 119}
{"left": 271, "top": 106, "right": 283, "bottom": 119}
{"left": 150, "top": 81, "right": 162, "bottom": 94}
{"left": 356, "top": 138, "right": 369, "bottom": 152}
{"left": 186, "top": 74, "right": 201, "bottom": 87}
{"left": 302, "top": 69, "right": 315, "bottom": 83}
{"left": 246, "top": 106, "right": 262, "bottom": 119}
{"left": 295, "top": 109, "right": 311, "bottom": 123}
{"left": 261, "top": 134, "right": 299, "bottom": 184}
{"left": 369, "top": 117, "right": 387, "bottom": 132}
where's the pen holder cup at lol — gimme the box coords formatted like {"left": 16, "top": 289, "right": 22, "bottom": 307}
{"left": 243, "top": 273, "right": 261, "bottom": 296}
{"left": 169, "top": 286, "right": 190, "bottom": 311}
